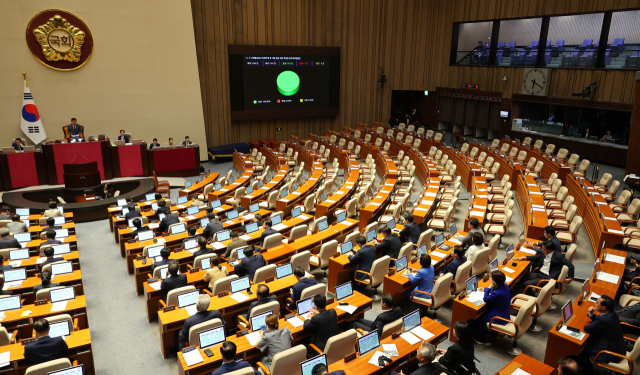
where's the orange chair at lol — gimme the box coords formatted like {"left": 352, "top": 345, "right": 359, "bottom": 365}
{"left": 62, "top": 125, "right": 84, "bottom": 142}
{"left": 153, "top": 171, "right": 171, "bottom": 198}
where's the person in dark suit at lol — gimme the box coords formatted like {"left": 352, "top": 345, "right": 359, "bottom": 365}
{"left": 312, "top": 364, "right": 346, "bottom": 375}
{"left": 548, "top": 112, "right": 557, "bottom": 122}
{"left": 348, "top": 235, "right": 376, "bottom": 282}
{"left": 580, "top": 295, "right": 626, "bottom": 375}
{"left": 12, "top": 138, "right": 24, "bottom": 151}
{"left": 475, "top": 270, "right": 512, "bottom": 345}
{"left": 374, "top": 227, "right": 402, "bottom": 263}
{"left": 440, "top": 246, "right": 467, "bottom": 277}
{"left": 534, "top": 226, "right": 562, "bottom": 253}
{"left": 0, "top": 278, "right": 12, "bottom": 296}
{"left": 303, "top": 295, "right": 340, "bottom": 354}
{"left": 258, "top": 220, "right": 278, "bottom": 247}
{"left": 617, "top": 301, "right": 640, "bottom": 326}
{"left": 231, "top": 202, "right": 246, "bottom": 214}
{"left": 514, "top": 240, "right": 574, "bottom": 294}
{"left": 0, "top": 206, "right": 11, "bottom": 221}
{"left": 161, "top": 262, "right": 188, "bottom": 297}
{"left": 437, "top": 321, "right": 476, "bottom": 374}
{"left": 557, "top": 357, "right": 580, "bottom": 375}
{"left": 0, "top": 255, "right": 12, "bottom": 272}
{"left": 458, "top": 218, "right": 484, "bottom": 248}
{"left": 0, "top": 228, "right": 21, "bottom": 249}
{"left": 131, "top": 218, "right": 150, "bottom": 240}
{"left": 343, "top": 293, "right": 403, "bottom": 337}
{"left": 40, "top": 230, "right": 61, "bottom": 246}
{"left": 40, "top": 247, "right": 64, "bottom": 269}
{"left": 155, "top": 199, "right": 171, "bottom": 216}
{"left": 117, "top": 129, "right": 129, "bottom": 143}
{"left": 202, "top": 213, "right": 224, "bottom": 240}
{"left": 399, "top": 213, "right": 421, "bottom": 245}
{"left": 619, "top": 257, "right": 640, "bottom": 294}
{"left": 181, "top": 225, "right": 199, "bottom": 247}
{"left": 234, "top": 247, "right": 265, "bottom": 282}
{"left": 389, "top": 341, "right": 441, "bottom": 375}
{"left": 149, "top": 138, "right": 161, "bottom": 150}
{"left": 584, "top": 128, "right": 592, "bottom": 139}
{"left": 23, "top": 318, "right": 68, "bottom": 365}
{"left": 124, "top": 204, "right": 141, "bottom": 220}
{"left": 192, "top": 237, "right": 214, "bottom": 258}
{"left": 44, "top": 217, "right": 62, "bottom": 231}
{"left": 287, "top": 267, "right": 317, "bottom": 310}
{"left": 33, "top": 270, "right": 60, "bottom": 294}
{"left": 243, "top": 284, "right": 277, "bottom": 321}
{"left": 212, "top": 341, "right": 259, "bottom": 375}
{"left": 67, "top": 118, "right": 81, "bottom": 137}
{"left": 150, "top": 247, "right": 171, "bottom": 272}
{"left": 182, "top": 136, "right": 194, "bottom": 146}
{"left": 158, "top": 213, "right": 180, "bottom": 233}
{"left": 179, "top": 295, "right": 224, "bottom": 350}
{"left": 224, "top": 231, "right": 248, "bottom": 258}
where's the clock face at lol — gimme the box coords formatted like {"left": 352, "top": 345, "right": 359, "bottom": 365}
{"left": 522, "top": 68, "right": 548, "bottom": 95}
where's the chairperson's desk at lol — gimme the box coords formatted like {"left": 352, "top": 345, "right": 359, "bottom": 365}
{"left": 177, "top": 291, "right": 375, "bottom": 374}
{"left": 543, "top": 248, "right": 626, "bottom": 374}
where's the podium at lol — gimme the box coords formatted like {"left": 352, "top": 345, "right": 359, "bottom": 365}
{"left": 63, "top": 162, "right": 101, "bottom": 189}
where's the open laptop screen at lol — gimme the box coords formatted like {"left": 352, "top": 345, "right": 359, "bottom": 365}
{"left": 403, "top": 309, "right": 421, "bottom": 332}
{"left": 276, "top": 263, "right": 293, "bottom": 279}
{"left": 198, "top": 326, "right": 225, "bottom": 349}
{"left": 301, "top": 354, "right": 327, "bottom": 375}
{"left": 50, "top": 286, "right": 75, "bottom": 303}
{"left": 335, "top": 281, "right": 353, "bottom": 301}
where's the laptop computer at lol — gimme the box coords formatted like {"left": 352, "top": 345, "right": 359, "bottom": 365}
{"left": 335, "top": 210, "right": 347, "bottom": 224}
{"left": 183, "top": 239, "right": 198, "bottom": 251}
{"left": 396, "top": 256, "right": 409, "bottom": 276}
{"left": 3, "top": 268, "right": 26, "bottom": 282}
{"left": 50, "top": 286, "right": 76, "bottom": 303}
{"left": 357, "top": 331, "right": 380, "bottom": 356}
{"left": 297, "top": 296, "right": 315, "bottom": 317}
{"left": 146, "top": 193, "right": 156, "bottom": 201}
{"left": 403, "top": 309, "right": 421, "bottom": 333}
{"left": 210, "top": 200, "right": 221, "bottom": 209}
{"left": 366, "top": 229, "right": 377, "bottom": 243}
{"left": 245, "top": 222, "right": 259, "bottom": 234}
{"left": 187, "top": 206, "right": 199, "bottom": 215}
{"left": 48, "top": 321, "right": 71, "bottom": 338}
{"left": 276, "top": 263, "right": 293, "bottom": 279}
{"left": 316, "top": 220, "right": 329, "bottom": 232}
{"left": 291, "top": 206, "right": 302, "bottom": 218}
{"left": 137, "top": 230, "right": 154, "bottom": 242}
{"left": 177, "top": 196, "right": 188, "bottom": 205}
{"left": 51, "top": 261, "right": 73, "bottom": 276}
{"left": 230, "top": 276, "right": 251, "bottom": 294}
{"left": 340, "top": 241, "right": 353, "bottom": 255}
{"left": 435, "top": 233, "right": 451, "bottom": 251}
{"left": 250, "top": 310, "right": 273, "bottom": 332}
{"left": 177, "top": 290, "right": 199, "bottom": 309}
{"left": 300, "top": 354, "right": 327, "bottom": 375}
{"left": 47, "top": 365, "right": 84, "bottom": 375}
{"left": 200, "top": 218, "right": 210, "bottom": 228}
{"left": 198, "top": 326, "right": 225, "bottom": 349}
{"left": 9, "top": 249, "right": 30, "bottom": 261}
{"left": 335, "top": 281, "right": 353, "bottom": 301}
{"left": 249, "top": 203, "right": 260, "bottom": 213}
{"left": 216, "top": 230, "right": 231, "bottom": 242}
{"left": 170, "top": 223, "right": 186, "bottom": 235}
{"left": 0, "top": 295, "right": 21, "bottom": 312}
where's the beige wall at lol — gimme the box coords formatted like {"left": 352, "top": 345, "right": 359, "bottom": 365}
{"left": 0, "top": 0, "right": 207, "bottom": 160}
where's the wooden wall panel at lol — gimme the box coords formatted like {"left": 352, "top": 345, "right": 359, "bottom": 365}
{"left": 190, "top": 0, "right": 638, "bottom": 149}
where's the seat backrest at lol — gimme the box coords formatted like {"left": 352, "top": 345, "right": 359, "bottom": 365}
{"left": 609, "top": 180, "right": 620, "bottom": 195}
{"left": 0, "top": 327, "right": 10, "bottom": 346}
{"left": 290, "top": 250, "right": 311, "bottom": 273}
{"left": 432, "top": 273, "right": 453, "bottom": 308}
{"left": 487, "top": 235, "right": 500, "bottom": 262}
{"left": 24, "top": 358, "right": 72, "bottom": 375}
{"left": 370, "top": 256, "right": 391, "bottom": 286}
{"left": 517, "top": 150, "right": 526, "bottom": 161}
{"left": 618, "top": 190, "right": 632, "bottom": 205}
{"left": 453, "top": 261, "right": 472, "bottom": 294}
{"left": 569, "top": 215, "right": 583, "bottom": 234}
{"left": 557, "top": 148, "right": 568, "bottom": 159}
{"left": 513, "top": 298, "right": 536, "bottom": 338}
{"left": 509, "top": 147, "right": 518, "bottom": 158}
{"left": 381, "top": 318, "right": 403, "bottom": 340}
{"left": 545, "top": 144, "right": 555, "bottom": 154}
{"left": 301, "top": 283, "right": 327, "bottom": 300}
{"left": 345, "top": 230, "right": 360, "bottom": 248}
{"left": 398, "top": 243, "right": 413, "bottom": 260}
{"left": 262, "top": 233, "right": 283, "bottom": 250}
{"left": 188, "top": 318, "right": 225, "bottom": 347}
{"left": 500, "top": 143, "right": 510, "bottom": 153}
{"left": 534, "top": 279, "right": 556, "bottom": 317}
{"left": 578, "top": 159, "right": 590, "bottom": 171}
{"left": 471, "top": 248, "right": 490, "bottom": 276}
{"left": 491, "top": 139, "right": 500, "bottom": 148}
{"left": 45, "top": 314, "right": 74, "bottom": 335}
{"left": 319, "top": 240, "right": 339, "bottom": 267}
{"left": 212, "top": 274, "right": 239, "bottom": 295}
{"left": 194, "top": 254, "right": 215, "bottom": 269}
{"left": 289, "top": 224, "right": 308, "bottom": 241}
{"left": 253, "top": 264, "right": 277, "bottom": 284}
{"left": 568, "top": 154, "right": 579, "bottom": 166}
{"left": 269, "top": 345, "right": 308, "bottom": 374}
{"left": 167, "top": 285, "right": 196, "bottom": 306}
{"left": 324, "top": 329, "right": 357, "bottom": 364}
{"left": 534, "top": 140, "right": 543, "bottom": 149}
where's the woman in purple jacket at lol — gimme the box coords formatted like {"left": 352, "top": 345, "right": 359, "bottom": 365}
{"left": 475, "top": 270, "right": 511, "bottom": 345}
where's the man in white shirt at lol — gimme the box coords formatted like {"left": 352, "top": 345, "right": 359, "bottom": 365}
{"left": 514, "top": 240, "right": 574, "bottom": 295}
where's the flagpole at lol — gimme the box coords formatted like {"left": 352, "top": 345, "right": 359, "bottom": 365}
{"left": 22, "top": 72, "right": 28, "bottom": 87}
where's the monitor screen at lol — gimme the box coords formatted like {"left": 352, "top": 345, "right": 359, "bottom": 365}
{"left": 387, "top": 218, "right": 395, "bottom": 230}
{"left": 24, "top": 220, "right": 30, "bottom": 229}
{"left": 187, "top": 206, "right": 199, "bottom": 215}
{"left": 48, "top": 321, "right": 70, "bottom": 338}
{"left": 215, "top": 183, "right": 222, "bottom": 191}
{"left": 47, "top": 365, "right": 84, "bottom": 375}
{"left": 321, "top": 192, "right": 327, "bottom": 202}
{"left": 403, "top": 310, "right": 421, "bottom": 332}
{"left": 336, "top": 211, "right": 347, "bottom": 224}
{"left": 395, "top": 256, "right": 408, "bottom": 272}
{"left": 245, "top": 222, "right": 259, "bottom": 234}
{"left": 340, "top": 241, "right": 353, "bottom": 255}
{"left": 582, "top": 280, "right": 590, "bottom": 300}
{"left": 201, "top": 257, "right": 212, "bottom": 270}
{"left": 159, "top": 267, "right": 179, "bottom": 280}
{"left": 258, "top": 180, "right": 264, "bottom": 188}
{"left": 151, "top": 203, "right": 159, "bottom": 211}
{"left": 335, "top": 281, "right": 353, "bottom": 301}
{"left": 250, "top": 310, "right": 273, "bottom": 331}
{"left": 246, "top": 186, "right": 253, "bottom": 194}
{"left": 301, "top": 354, "right": 327, "bottom": 375}
{"left": 3, "top": 268, "right": 26, "bottom": 282}
{"left": 177, "top": 290, "right": 199, "bottom": 309}
{"left": 236, "top": 247, "right": 249, "bottom": 260}
{"left": 9, "top": 249, "right": 30, "bottom": 260}
{"left": 317, "top": 220, "right": 328, "bottom": 232}
{"left": 121, "top": 208, "right": 130, "bottom": 215}
{"left": 13, "top": 233, "right": 31, "bottom": 243}
{"left": 147, "top": 245, "right": 164, "bottom": 258}
{"left": 231, "top": 277, "right": 251, "bottom": 293}
{"left": 51, "top": 262, "right": 73, "bottom": 276}
{"left": 416, "top": 244, "right": 427, "bottom": 258}
{"left": 198, "top": 326, "right": 226, "bottom": 349}
{"left": 170, "top": 223, "right": 186, "bottom": 235}
{"left": 506, "top": 245, "right": 515, "bottom": 260}
{"left": 281, "top": 189, "right": 288, "bottom": 198}
{"left": 216, "top": 230, "right": 231, "bottom": 242}
{"left": 117, "top": 199, "right": 127, "bottom": 207}
{"left": 177, "top": 196, "right": 188, "bottom": 205}
{"left": 50, "top": 286, "right": 75, "bottom": 303}
{"left": 292, "top": 183, "right": 298, "bottom": 192}
{"left": 227, "top": 210, "right": 239, "bottom": 220}
{"left": 297, "top": 296, "right": 315, "bottom": 316}
{"left": 489, "top": 259, "right": 499, "bottom": 272}
{"left": 291, "top": 207, "right": 302, "bottom": 218}
{"left": 183, "top": 239, "right": 198, "bottom": 250}
{"left": 366, "top": 229, "right": 376, "bottom": 243}
{"left": 249, "top": 203, "right": 259, "bottom": 213}
{"left": 146, "top": 193, "right": 156, "bottom": 201}
{"left": 54, "top": 217, "right": 65, "bottom": 225}
{"left": 0, "top": 295, "right": 21, "bottom": 312}
{"left": 127, "top": 219, "right": 136, "bottom": 228}
{"left": 466, "top": 275, "right": 477, "bottom": 293}
{"left": 357, "top": 331, "right": 380, "bottom": 356}
{"left": 210, "top": 200, "right": 221, "bottom": 209}
{"left": 562, "top": 300, "right": 574, "bottom": 325}
{"left": 229, "top": 177, "right": 235, "bottom": 184}
{"left": 435, "top": 233, "right": 445, "bottom": 247}
{"left": 55, "top": 229, "right": 69, "bottom": 238}
{"left": 200, "top": 218, "right": 210, "bottom": 228}
{"left": 158, "top": 213, "right": 166, "bottom": 221}
{"left": 276, "top": 263, "right": 293, "bottom": 279}
{"left": 271, "top": 215, "right": 282, "bottom": 225}
{"left": 185, "top": 180, "right": 193, "bottom": 188}
{"left": 450, "top": 223, "right": 457, "bottom": 234}
{"left": 16, "top": 208, "right": 30, "bottom": 216}
{"left": 137, "top": 230, "right": 154, "bottom": 242}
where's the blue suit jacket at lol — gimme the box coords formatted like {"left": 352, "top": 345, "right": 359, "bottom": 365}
{"left": 234, "top": 254, "right": 266, "bottom": 281}
{"left": 288, "top": 277, "right": 317, "bottom": 309}
{"left": 348, "top": 245, "right": 376, "bottom": 281}
{"left": 584, "top": 311, "right": 626, "bottom": 363}
{"left": 179, "top": 310, "right": 224, "bottom": 349}
{"left": 480, "top": 284, "right": 511, "bottom": 325}
{"left": 408, "top": 266, "right": 434, "bottom": 298}
{"left": 211, "top": 360, "right": 260, "bottom": 375}
{"left": 441, "top": 256, "right": 466, "bottom": 276}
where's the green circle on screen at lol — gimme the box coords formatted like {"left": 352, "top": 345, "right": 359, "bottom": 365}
{"left": 277, "top": 71, "right": 300, "bottom": 96}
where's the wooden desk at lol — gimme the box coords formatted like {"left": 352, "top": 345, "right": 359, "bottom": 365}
{"left": 240, "top": 148, "right": 288, "bottom": 208}
{"left": 3, "top": 251, "right": 80, "bottom": 274}
{"left": 275, "top": 159, "right": 322, "bottom": 218}
{"left": 315, "top": 150, "right": 359, "bottom": 219}
{"left": 359, "top": 154, "right": 398, "bottom": 232}
{"left": 5, "top": 270, "right": 84, "bottom": 305}
{"left": 27, "top": 222, "right": 75, "bottom": 235}
{"left": 466, "top": 175, "right": 488, "bottom": 230}
{"left": 412, "top": 177, "right": 440, "bottom": 224}
{"left": 26, "top": 212, "right": 73, "bottom": 226}
{"left": 516, "top": 175, "right": 549, "bottom": 240}
{"left": 23, "top": 236, "right": 77, "bottom": 252}
{"left": 208, "top": 153, "right": 254, "bottom": 202}
{"left": 179, "top": 172, "right": 219, "bottom": 198}
{"left": 497, "top": 353, "right": 554, "bottom": 375}
{"left": 543, "top": 248, "right": 626, "bottom": 374}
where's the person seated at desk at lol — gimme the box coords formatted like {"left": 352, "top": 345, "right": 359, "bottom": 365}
{"left": 43, "top": 217, "right": 62, "bottom": 231}
{"left": 343, "top": 293, "right": 402, "bottom": 337}
{"left": 158, "top": 212, "right": 179, "bottom": 233}
{"left": 584, "top": 128, "right": 592, "bottom": 139}
{"left": 155, "top": 199, "right": 171, "bottom": 216}
{"left": 303, "top": 295, "right": 340, "bottom": 354}
{"left": 0, "top": 206, "right": 11, "bottom": 221}
{"left": 224, "top": 231, "right": 248, "bottom": 259}
{"left": 374, "top": 227, "right": 402, "bottom": 264}
{"left": 579, "top": 295, "right": 626, "bottom": 375}
{"left": 40, "top": 230, "right": 61, "bottom": 246}
{"left": 150, "top": 247, "right": 171, "bottom": 272}
{"left": 458, "top": 218, "right": 484, "bottom": 248}
{"left": 474, "top": 270, "right": 511, "bottom": 345}
{"left": 557, "top": 357, "right": 580, "bottom": 375}
{"left": 399, "top": 213, "right": 420, "bottom": 244}
{"left": 440, "top": 246, "right": 467, "bottom": 277}
{"left": 131, "top": 218, "right": 149, "bottom": 240}
{"left": 124, "top": 203, "right": 141, "bottom": 220}
{"left": 203, "top": 255, "right": 228, "bottom": 288}
{"left": 258, "top": 219, "right": 277, "bottom": 247}
{"left": 33, "top": 270, "right": 60, "bottom": 294}
{"left": 464, "top": 232, "right": 484, "bottom": 259}
{"left": 117, "top": 129, "right": 129, "bottom": 143}
{"left": 234, "top": 247, "right": 265, "bottom": 282}
{"left": 547, "top": 112, "right": 557, "bottom": 122}
{"left": 534, "top": 226, "right": 562, "bottom": 252}
{"left": 348, "top": 235, "right": 375, "bottom": 284}
{"left": 192, "top": 237, "right": 213, "bottom": 258}
{"left": 407, "top": 254, "right": 434, "bottom": 304}
{"left": 7, "top": 215, "right": 26, "bottom": 233}
{"left": 243, "top": 284, "right": 276, "bottom": 321}
{"left": 23, "top": 318, "right": 68, "bottom": 365}
{"left": 181, "top": 225, "right": 199, "bottom": 245}
{"left": 67, "top": 118, "right": 82, "bottom": 138}
{"left": 179, "top": 294, "right": 224, "bottom": 350}
{"left": 203, "top": 213, "right": 223, "bottom": 240}
{"left": 231, "top": 202, "right": 246, "bottom": 214}
{"left": 312, "top": 364, "right": 346, "bottom": 375}
{"left": 212, "top": 341, "right": 260, "bottom": 375}
{"left": 102, "top": 183, "right": 114, "bottom": 199}
{"left": 390, "top": 341, "right": 442, "bottom": 375}
{"left": 40, "top": 246, "right": 65, "bottom": 269}
{"left": 161, "top": 261, "right": 188, "bottom": 296}
{"left": 167, "top": 137, "right": 174, "bottom": 146}
{"left": 44, "top": 201, "right": 63, "bottom": 218}
{"left": 619, "top": 257, "right": 640, "bottom": 294}
{"left": 0, "top": 278, "right": 12, "bottom": 296}
{"left": 182, "top": 136, "right": 193, "bottom": 146}
{"left": 600, "top": 130, "right": 613, "bottom": 142}
{"left": 256, "top": 313, "right": 293, "bottom": 368}
{"left": 287, "top": 266, "right": 317, "bottom": 310}
{"left": 149, "top": 138, "right": 161, "bottom": 150}
{"left": 0, "top": 228, "right": 21, "bottom": 249}
{"left": 437, "top": 321, "right": 476, "bottom": 374}
{"left": 0, "top": 255, "right": 12, "bottom": 272}
{"left": 12, "top": 138, "right": 24, "bottom": 151}
{"left": 513, "top": 240, "right": 574, "bottom": 295}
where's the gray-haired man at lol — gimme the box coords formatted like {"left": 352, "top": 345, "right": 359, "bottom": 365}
{"left": 178, "top": 294, "right": 224, "bottom": 350}
{"left": 0, "top": 228, "right": 21, "bottom": 249}
{"left": 390, "top": 341, "right": 441, "bottom": 375}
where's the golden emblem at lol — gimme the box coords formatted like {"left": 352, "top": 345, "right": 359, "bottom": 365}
{"left": 33, "top": 15, "right": 85, "bottom": 62}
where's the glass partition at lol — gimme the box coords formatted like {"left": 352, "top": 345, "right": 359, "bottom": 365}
{"left": 455, "top": 21, "right": 493, "bottom": 65}
{"left": 546, "top": 13, "right": 604, "bottom": 68}
{"left": 495, "top": 18, "right": 543, "bottom": 66}
{"left": 607, "top": 10, "right": 640, "bottom": 69}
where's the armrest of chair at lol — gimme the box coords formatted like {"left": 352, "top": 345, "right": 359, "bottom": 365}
{"left": 410, "top": 290, "right": 434, "bottom": 306}
{"left": 186, "top": 265, "right": 193, "bottom": 270}
{"left": 490, "top": 205, "right": 505, "bottom": 213}
{"left": 594, "top": 351, "right": 633, "bottom": 373}
{"left": 309, "top": 343, "right": 324, "bottom": 354}
{"left": 522, "top": 285, "right": 542, "bottom": 296}
{"left": 354, "top": 270, "right": 372, "bottom": 285}
{"left": 256, "top": 362, "right": 271, "bottom": 375}
{"left": 158, "top": 299, "right": 166, "bottom": 309}
{"left": 484, "top": 224, "right": 503, "bottom": 232}
{"left": 237, "top": 314, "right": 249, "bottom": 327}
{"left": 488, "top": 316, "right": 518, "bottom": 337}
{"left": 489, "top": 216, "right": 505, "bottom": 223}
{"left": 550, "top": 222, "right": 569, "bottom": 230}
{"left": 620, "top": 321, "right": 640, "bottom": 341}
{"left": 11, "top": 330, "right": 19, "bottom": 344}
{"left": 73, "top": 318, "right": 79, "bottom": 331}
{"left": 627, "top": 286, "right": 640, "bottom": 297}
{"left": 203, "top": 289, "right": 213, "bottom": 297}
{"left": 510, "top": 296, "right": 532, "bottom": 310}
{"left": 147, "top": 273, "right": 153, "bottom": 279}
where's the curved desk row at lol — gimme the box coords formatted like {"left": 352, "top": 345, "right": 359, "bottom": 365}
{"left": 314, "top": 138, "right": 360, "bottom": 219}
{"left": 179, "top": 172, "right": 219, "bottom": 198}
{"left": 240, "top": 147, "right": 289, "bottom": 208}
{"left": 275, "top": 146, "right": 323, "bottom": 217}
{"left": 208, "top": 153, "right": 254, "bottom": 202}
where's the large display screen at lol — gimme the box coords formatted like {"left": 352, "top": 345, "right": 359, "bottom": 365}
{"left": 229, "top": 45, "right": 340, "bottom": 120}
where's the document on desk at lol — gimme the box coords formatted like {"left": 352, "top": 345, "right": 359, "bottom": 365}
{"left": 603, "top": 254, "right": 625, "bottom": 264}
{"left": 588, "top": 292, "right": 600, "bottom": 302}
{"left": 3, "top": 281, "right": 22, "bottom": 290}
{"left": 183, "top": 348, "right": 204, "bottom": 367}
{"left": 559, "top": 326, "right": 586, "bottom": 340}
{"left": 477, "top": 195, "right": 488, "bottom": 199}
{"left": 148, "top": 223, "right": 159, "bottom": 229}
{"left": 148, "top": 282, "right": 162, "bottom": 291}
{"left": 176, "top": 205, "right": 186, "bottom": 209}
{"left": 0, "top": 351, "right": 9, "bottom": 368}
{"left": 242, "top": 214, "right": 255, "bottom": 220}
{"left": 474, "top": 205, "right": 487, "bottom": 210}
{"left": 421, "top": 200, "right": 434, "bottom": 205}
{"left": 520, "top": 247, "right": 537, "bottom": 255}
{"left": 224, "top": 220, "right": 235, "bottom": 225}
{"left": 466, "top": 291, "right": 485, "bottom": 306}
{"left": 469, "top": 210, "right": 485, "bottom": 217}
{"left": 414, "top": 208, "right": 428, "bottom": 212}
{"left": 272, "top": 224, "right": 288, "bottom": 231}
{"left": 211, "top": 242, "right": 226, "bottom": 250}
{"left": 287, "top": 316, "right": 304, "bottom": 328}
{"left": 51, "top": 301, "right": 68, "bottom": 312}
{"left": 37, "top": 256, "right": 47, "bottom": 264}
{"left": 245, "top": 331, "right": 261, "bottom": 346}
{"left": 185, "top": 215, "right": 196, "bottom": 221}
{"left": 505, "top": 276, "right": 514, "bottom": 283}
{"left": 240, "top": 235, "right": 252, "bottom": 241}
{"left": 325, "top": 200, "right": 336, "bottom": 204}
{"left": 511, "top": 369, "right": 532, "bottom": 375}
{"left": 230, "top": 292, "right": 250, "bottom": 303}
{"left": 449, "top": 238, "right": 462, "bottom": 245}
{"left": 596, "top": 272, "right": 620, "bottom": 284}
{"left": 336, "top": 304, "right": 358, "bottom": 314}
{"left": 501, "top": 267, "right": 516, "bottom": 274}
{"left": 299, "top": 214, "right": 312, "bottom": 220}
{"left": 367, "top": 351, "right": 385, "bottom": 368}
{"left": 8, "top": 261, "right": 21, "bottom": 268}
{"left": 369, "top": 202, "right": 381, "bottom": 206}
{"left": 424, "top": 192, "right": 437, "bottom": 197}
{"left": 185, "top": 305, "right": 198, "bottom": 316}
{"left": 430, "top": 251, "right": 447, "bottom": 258}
